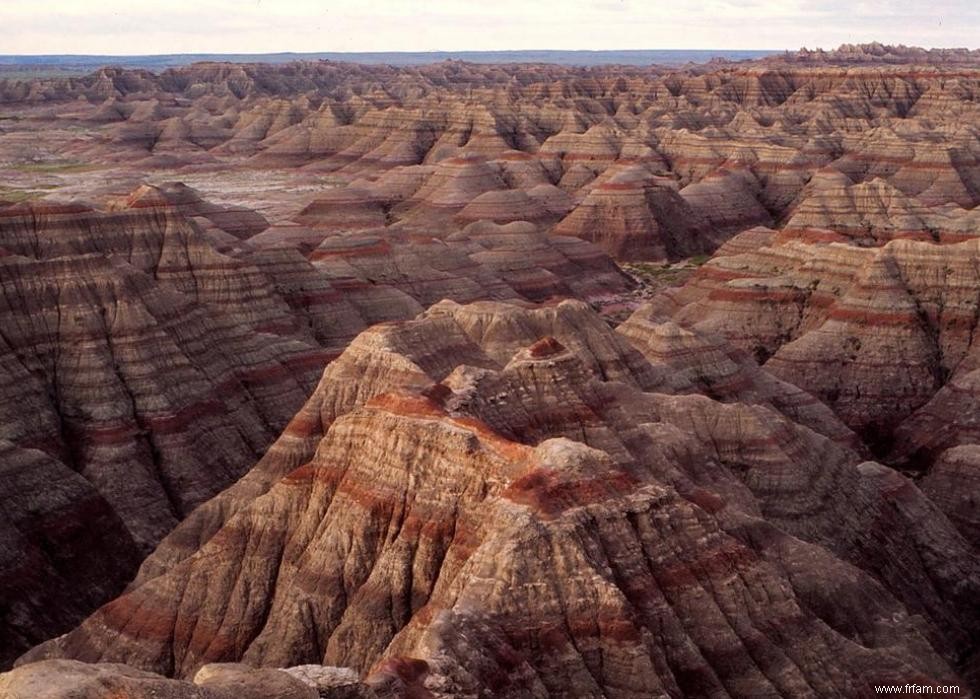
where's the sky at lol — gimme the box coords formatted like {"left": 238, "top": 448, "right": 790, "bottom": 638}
{"left": 2, "top": 0, "right": 977, "bottom": 55}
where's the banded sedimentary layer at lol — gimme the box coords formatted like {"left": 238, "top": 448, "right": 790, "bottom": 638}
{"left": 17, "top": 300, "right": 978, "bottom": 697}
{"left": 1, "top": 43, "right": 976, "bottom": 261}
{"left": 1, "top": 44, "right": 979, "bottom": 697}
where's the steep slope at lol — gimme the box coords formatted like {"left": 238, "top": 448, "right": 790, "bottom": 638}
{"left": 552, "top": 165, "right": 717, "bottom": 260}
{"left": 649, "top": 237, "right": 980, "bottom": 448}
{"left": 21, "top": 301, "right": 978, "bottom": 697}
{"left": 0, "top": 204, "right": 331, "bottom": 667}
{"left": 0, "top": 442, "right": 141, "bottom": 669}
{"left": 1, "top": 47, "right": 980, "bottom": 696}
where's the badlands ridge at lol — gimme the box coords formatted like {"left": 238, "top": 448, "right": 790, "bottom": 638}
{"left": 0, "top": 43, "right": 978, "bottom": 697}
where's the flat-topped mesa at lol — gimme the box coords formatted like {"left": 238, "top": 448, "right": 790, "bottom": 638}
{"left": 18, "top": 300, "right": 978, "bottom": 697}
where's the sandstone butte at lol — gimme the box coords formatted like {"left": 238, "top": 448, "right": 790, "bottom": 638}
{"left": 0, "top": 42, "right": 977, "bottom": 698}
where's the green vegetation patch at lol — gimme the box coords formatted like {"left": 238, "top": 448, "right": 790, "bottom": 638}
{"left": 0, "top": 184, "right": 59, "bottom": 203}
{"left": 626, "top": 262, "right": 687, "bottom": 281}
{"left": 0, "top": 188, "right": 37, "bottom": 203}
{"left": 10, "top": 161, "right": 99, "bottom": 174}
{"left": 622, "top": 258, "right": 710, "bottom": 292}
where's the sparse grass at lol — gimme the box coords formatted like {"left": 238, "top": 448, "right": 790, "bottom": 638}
{"left": 628, "top": 262, "right": 667, "bottom": 274}
{"left": 0, "top": 188, "right": 37, "bottom": 203}
{"left": 627, "top": 262, "right": 682, "bottom": 277}
{"left": 0, "top": 184, "right": 60, "bottom": 203}
{"left": 10, "top": 161, "right": 99, "bottom": 174}
{"left": 623, "top": 262, "right": 690, "bottom": 286}
{"left": 626, "top": 253, "right": 713, "bottom": 278}
{"left": 621, "top": 257, "right": 711, "bottom": 294}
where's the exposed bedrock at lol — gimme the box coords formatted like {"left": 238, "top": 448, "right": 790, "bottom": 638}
{"left": 20, "top": 300, "right": 978, "bottom": 697}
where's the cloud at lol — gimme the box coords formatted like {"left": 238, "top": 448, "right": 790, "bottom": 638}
{"left": 1, "top": 0, "right": 976, "bottom": 54}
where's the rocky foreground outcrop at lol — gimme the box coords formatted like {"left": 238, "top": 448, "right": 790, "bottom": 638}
{"left": 0, "top": 186, "right": 633, "bottom": 668}
{"left": 16, "top": 299, "right": 977, "bottom": 697}
{"left": 0, "top": 659, "right": 413, "bottom": 698}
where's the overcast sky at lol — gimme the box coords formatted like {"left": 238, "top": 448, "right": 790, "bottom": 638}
{"left": 2, "top": 0, "right": 977, "bottom": 55}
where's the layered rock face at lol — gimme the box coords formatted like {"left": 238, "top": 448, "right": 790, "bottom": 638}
{"left": 1, "top": 45, "right": 979, "bottom": 697}
{"left": 18, "top": 300, "right": 978, "bottom": 697}
{"left": 307, "top": 220, "right": 632, "bottom": 307}
{"left": 0, "top": 201, "right": 316, "bottom": 334}
{"left": 0, "top": 173, "right": 634, "bottom": 674}
{"left": 0, "top": 203, "right": 333, "bottom": 665}
{"left": 113, "top": 182, "right": 271, "bottom": 240}
{"left": 0, "top": 185, "right": 632, "bottom": 662}
{"left": 642, "top": 229, "right": 980, "bottom": 554}
{"left": 2, "top": 44, "right": 977, "bottom": 262}
{"left": 551, "top": 165, "right": 717, "bottom": 260}
{"left": 0, "top": 252, "right": 322, "bottom": 545}
{"left": 0, "top": 442, "right": 141, "bottom": 670}
{"left": 0, "top": 170, "right": 634, "bottom": 669}
{"left": 653, "top": 238, "right": 972, "bottom": 404}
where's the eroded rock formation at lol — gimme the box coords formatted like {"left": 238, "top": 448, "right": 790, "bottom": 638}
{"left": 1, "top": 45, "right": 979, "bottom": 697}
{"left": 17, "top": 300, "right": 978, "bottom": 697}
